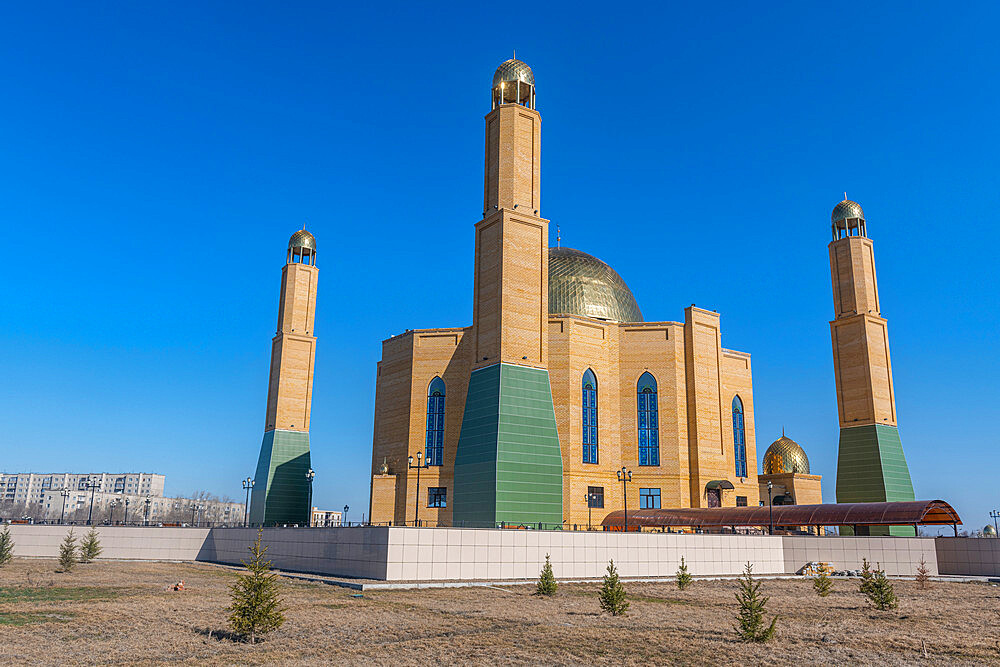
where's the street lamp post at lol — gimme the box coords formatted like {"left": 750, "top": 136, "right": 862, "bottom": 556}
{"left": 305, "top": 469, "right": 315, "bottom": 527}
{"left": 990, "top": 510, "right": 999, "bottom": 536}
{"left": 242, "top": 477, "right": 254, "bottom": 527}
{"left": 616, "top": 467, "right": 632, "bottom": 533}
{"left": 767, "top": 480, "right": 774, "bottom": 535}
{"left": 59, "top": 488, "right": 70, "bottom": 524}
{"left": 343, "top": 504, "right": 349, "bottom": 526}
{"left": 585, "top": 492, "right": 595, "bottom": 530}
{"left": 85, "top": 479, "right": 99, "bottom": 525}
{"left": 108, "top": 499, "right": 119, "bottom": 525}
{"left": 408, "top": 452, "right": 428, "bottom": 527}
{"left": 124, "top": 497, "right": 130, "bottom": 525}
{"left": 192, "top": 504, "right": 204, "bottom": 527}
{"left": 143, "top": 495, "right": 152, "bottom": 526}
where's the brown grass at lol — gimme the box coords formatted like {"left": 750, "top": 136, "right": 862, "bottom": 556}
{"left": 0, "top": 559, "right": 997, "bottom": 665}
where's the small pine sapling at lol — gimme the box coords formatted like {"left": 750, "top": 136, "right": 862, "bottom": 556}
{"left": 536, "top": 553, "right": 558, "bottom": 596}
{"left": 676, "top": 556, "right": 693, "bottom": 590}
{"left": 58, "top": 529, "right": 77, "bottom": 573}
{"left": 734, "top": 562, "right": 778, "bottom": 643}
{"left": 858, "top": 557, "right": 875, "bottom": 596}
{"left": 0, "top": 526, "right": 14, "bottom": 567}
{"left": 813, "top": 565, "right": 833, "bottom": 597}
{"left": 915, "top": 557, "right": 931, "bottom": 590}
{"left": 599, "top": 559, "right": 629, "bottom": 616}
{"left": 227, "top": 529, "right": 285, "bottom": 644}
{"left": 79, "top": 527, "right": 103, "bottom": 563}
{"left": 864, "top": 562, "right": 898, "bottom": 611}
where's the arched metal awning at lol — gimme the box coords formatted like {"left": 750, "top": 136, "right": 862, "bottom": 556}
{"left": 601, "top": 500, "right": 961, "bottom": 529}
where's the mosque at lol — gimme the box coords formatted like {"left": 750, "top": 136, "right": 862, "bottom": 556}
{"left": 366, "top": 57, "right": 832, "bottom": 528}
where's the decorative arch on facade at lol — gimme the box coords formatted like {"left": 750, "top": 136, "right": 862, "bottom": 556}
{"left": 732, "top": 395, "right": 747, "bottom": 477}
{"left": 636, "top": 371, "right": 659, "bottom": 466}
{"left": 425, "top": 377, "right": 446, "bottom": 466}
{"left": 582, "top": 368, "right": 598, "bottom": 464}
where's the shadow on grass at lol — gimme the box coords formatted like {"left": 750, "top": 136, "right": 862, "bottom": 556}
{"left": 193, "top": 626, "right": 245, "bottom": 643}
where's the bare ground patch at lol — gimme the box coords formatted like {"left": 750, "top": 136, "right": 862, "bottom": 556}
{"left": 0, "top": 559, "right": 997, "bottom": 665}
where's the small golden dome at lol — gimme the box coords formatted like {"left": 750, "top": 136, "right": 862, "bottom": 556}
{"left": 492, "top": 58, "right": 534, "bottom": 90}
{"left": 288, "top": 229, "right": 316, "bottom": 251}
{"left": 985, "top": 525, "right": 997, "bottom": 537}
{"left": 762, "top": 434, "right": 810, "bottom": 474}
{"left": 831, "top": 199, "right": 865, "bottom": 224}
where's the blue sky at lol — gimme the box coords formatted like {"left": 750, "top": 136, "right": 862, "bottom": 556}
{"left": 1, "top": 3, "right": 996, "bottom": 531}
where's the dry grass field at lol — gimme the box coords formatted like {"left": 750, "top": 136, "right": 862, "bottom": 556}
{"left": 0, "top": 558, "right": 997, "bottom": 665}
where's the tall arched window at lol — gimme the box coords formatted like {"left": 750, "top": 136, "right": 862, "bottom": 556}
{"left": 733, "top": 395, "right": 747, "bottom": 477}
{"left": 425, "top": 377, "right": 445, "bottom": 466}
{"left": 637, "top": 372, "right": 659, "bottom": 466}
{"left": 582, "top": 369, "right": 598, "bottom": 464}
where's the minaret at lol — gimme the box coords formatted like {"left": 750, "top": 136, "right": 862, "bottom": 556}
{"left": 249, "top": 229, "right": 318, "bottom": 526}
{"left": 828, "top": 199, "right": 915, "bottom": 535}
{"left": 452, "top": 58, "right": 563, "bottom": 527}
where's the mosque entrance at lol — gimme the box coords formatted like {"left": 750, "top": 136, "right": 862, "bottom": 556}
{"left": 707, "top": 489, "right": 721, "bottom": 508}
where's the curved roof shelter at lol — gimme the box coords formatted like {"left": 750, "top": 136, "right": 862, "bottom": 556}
{"left": 601, "top": 500, "right": 961, "bottom": 530}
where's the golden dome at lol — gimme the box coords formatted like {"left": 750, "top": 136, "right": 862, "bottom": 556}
{"left": 288, "top": 229, "right": 316, "bottom": 251}
{"left": 831, "top": 199, "right": 864, "bottom": 224}
{"left": 548, "top": 247, "right": 643, "bottom": 323}
{"left": 762, "top": 434, "right": 810, "bottom": 474}
{"left": 985, "top": 525, "right": 997, "bottom": 537}
{"left": 492, "top": 58, "right": 534, "bottom": 91}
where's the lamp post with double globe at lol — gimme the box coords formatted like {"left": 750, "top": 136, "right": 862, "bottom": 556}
{"left": 124, "top": 497, "right": 130, "bottom": 525}
{"left": 85, "top": 478, "right": 99, "bottom": 525}
{"left": 242, "top": 477, "right": 254, "bottom": 527}
{"left": 767, "top": 480, "right": 774, "bottom": 535}
{"left": 408, "top": 452, "right": 428, "bottom": 527}
{"left": 59, "top": 488, "right": 71, "bottom": 524}
{"left": 305, "top": 469, "right": 315, "bottom": 526}
{"left": 616, "top": 467, "right": 632, "bottom": 532}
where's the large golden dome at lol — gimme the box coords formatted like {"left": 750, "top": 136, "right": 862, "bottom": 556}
{"left": 762, "top": 434, "right": 810, "bottom": 474}
{"left": 492, "top": 58, "right": 534, "bottom": 90}
{"left": 288, "top": 229, "right": 316, "bottom": 251}
{"left": 831, "top": 199, "right": 864, "bottom": 224}
{"left": 548, "top": 247, "right": 643, "bottom": 323}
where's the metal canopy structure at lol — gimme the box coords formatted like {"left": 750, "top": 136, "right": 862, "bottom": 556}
{"left": 601, "top": 500, "right": 962, "bottom": 530}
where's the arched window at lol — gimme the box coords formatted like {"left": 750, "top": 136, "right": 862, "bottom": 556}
{"left": 582, "top": 369, "right": 598, "bottom": 464}
{"left": 425, "top": 377, "right": 445, "bottom": 466}
{"left": 637, "top": 372, "right": 659, "bottom": 466}
{"left": 733, "top": 395, "right": 747, "bottom": 478}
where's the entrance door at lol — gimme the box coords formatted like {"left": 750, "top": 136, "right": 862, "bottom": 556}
{"left": 707, "top": 488, "right": 721, "bottom": 508}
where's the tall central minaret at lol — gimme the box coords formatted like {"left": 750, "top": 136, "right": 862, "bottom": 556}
{"left": 249, "top": 229, "right": 318, "bottom": 526}
{"left": 453, "top": 58, "right": 563, "bottom": 527}
{"left": 828, "top": 198, "right": 915, "bottom": 536}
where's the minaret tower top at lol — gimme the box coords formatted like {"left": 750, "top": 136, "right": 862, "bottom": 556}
{"left": 831, "top": 196, "right": 867, "bottom": 241}
{"left": 491, "top": 58, "right": 535, "bottom": 109}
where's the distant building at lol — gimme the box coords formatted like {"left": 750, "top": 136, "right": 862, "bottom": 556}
{"left": 0, "top": 472, "right": 165, "bottom": 505}
{"left": 310, "top": 508, "right": 342, "bottom": 527}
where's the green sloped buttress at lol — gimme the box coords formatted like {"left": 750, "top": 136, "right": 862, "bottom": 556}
{"left": 836, "top": 424, "right": 915, "bottom": 536}
{"left": 249, "top": 429, "right": 311, "bottom": 526}
{"left": 453, "top": 363, "right": 563, "bottom": 528}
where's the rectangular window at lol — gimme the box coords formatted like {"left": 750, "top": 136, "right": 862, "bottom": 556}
{"left": 639, "top": 488, "right": 661, "bottom": 509}
{"left": 587, "top": 486, "right": 604, "bottom": 508}
{"left": 736, "top": 496, "right": 748, "bottom": 507}
{"left": 427, "top": 487, "right": 447, "bottom": 508}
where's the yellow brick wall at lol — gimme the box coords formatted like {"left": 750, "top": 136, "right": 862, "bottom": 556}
{"left": 265, "top": 262, "right": 318, "bottom": 432}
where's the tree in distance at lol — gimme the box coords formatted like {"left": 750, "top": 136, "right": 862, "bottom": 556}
{"left": 864, "top": 562, "right": 898, "bottom": 611}
{"left": 734, "top": 562, "right": 777, "bottom": 643}
{"left": 858, "top": 558, "right": 875, "bottom": 597}
{"left": 227, "top": 529, "right": 285, "bottom": 644}
{"left": 79, "top": 527, "right": 103, "bottom": 563}
{"left": 676, "top": 556, "right": 692, "bottom": 590}
{"left": 599, "top": 559, "right": 629, "bottom": 616}
{"left": 58, "top": 529, "right": 77, "bottom": 573}
{"left": 813, "top": 565, "right": 833, "bottom": 597}
{"left": 915, "top": 557, "right": 931, "bottom": 590}
{"left": 536, "top": 553, "right": 557, "bottom": 596}
{"left": 0, "top": 526, "right": 13, "bottom": 568}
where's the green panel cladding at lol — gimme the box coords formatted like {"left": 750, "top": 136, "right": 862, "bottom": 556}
{"left": 453, "top": 363, "right": 563, "bottom": 527}
{"left": 836, "top": 424, "right": 916, "bottom": 536}
{"left": 249, "top": 430, "right": 311, "bottom": 526}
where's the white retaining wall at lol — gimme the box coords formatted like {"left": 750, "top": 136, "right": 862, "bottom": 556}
{"left": 781, "top": 536, "right": 940, "bottom": 576}
{"left": 4, "top": 526, "right": 997, "bottom": 580}
{"left": 935, "top": 537, "right": 1000, "bottom": 576}
{"left": 6, "top": 525, "right": 211, "bottom": 561}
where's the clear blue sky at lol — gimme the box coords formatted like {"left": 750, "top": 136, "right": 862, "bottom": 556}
{"left": 1, "top": 3, "right": 997, "bottom": 531}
